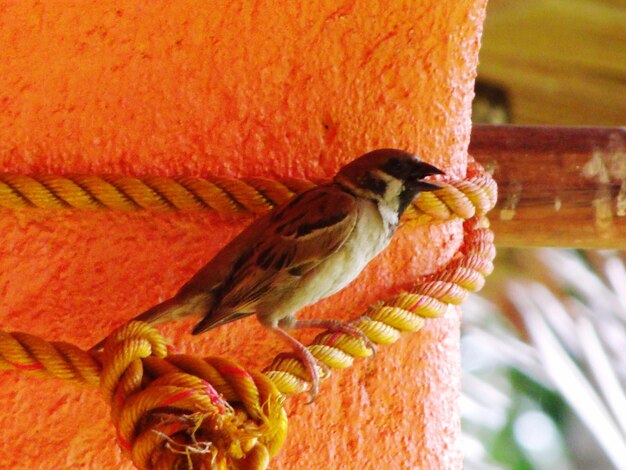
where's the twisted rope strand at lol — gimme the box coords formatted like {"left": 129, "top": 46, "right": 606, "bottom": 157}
{"left": 0, "top": 165, "right": 495, "bottom": 225}
{"left": 0, "top": 330, "right": 101, "bottom": 386}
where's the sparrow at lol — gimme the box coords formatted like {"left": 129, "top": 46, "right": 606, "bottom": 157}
{"left": 92, "top": 149, "right": 444, "bottom": 399}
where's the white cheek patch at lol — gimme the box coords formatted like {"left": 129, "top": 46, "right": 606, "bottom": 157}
{"left": 371, "top": 169, "right": 403, "bottom": 213}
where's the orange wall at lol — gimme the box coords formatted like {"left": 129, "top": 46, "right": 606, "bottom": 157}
{"left": 0, "top": 1, "right": 486, "bottom": 468}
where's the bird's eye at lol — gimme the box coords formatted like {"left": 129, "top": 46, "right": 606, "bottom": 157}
{"left": 387, "top": 157, "right": 400, "bottom": 168}
{"left": 381, "top": 157, "right": 408, "bottom": 179}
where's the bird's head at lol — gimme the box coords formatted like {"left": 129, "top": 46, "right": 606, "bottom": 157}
{"left": 334, "top": 148, "right": 444, "bottom": 215}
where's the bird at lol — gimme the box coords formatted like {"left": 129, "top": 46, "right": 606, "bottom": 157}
{"left": 92, "top": 149, "right": 444, "bottom": 400}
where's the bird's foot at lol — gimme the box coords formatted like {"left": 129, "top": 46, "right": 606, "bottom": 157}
{"left": 292, "top": 318, "right": 377, "bottom": 358}
{"left": 270, "top": 327, "right": 323, "bottom": 403}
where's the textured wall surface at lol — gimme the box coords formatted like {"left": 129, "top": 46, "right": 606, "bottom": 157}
{"left": 0, "top": 1, "right": 486, "bottom": 468}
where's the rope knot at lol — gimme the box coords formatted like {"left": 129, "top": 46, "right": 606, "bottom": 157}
{"left": 98, "top": 322, "right": 288, "bottom": 469}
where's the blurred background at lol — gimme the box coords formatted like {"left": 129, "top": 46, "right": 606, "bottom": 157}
{"left": 465, "top": 1, "right": 626, "bottom": 469}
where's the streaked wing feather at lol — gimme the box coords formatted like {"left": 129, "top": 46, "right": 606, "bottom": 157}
{"left": 193, "top": 185, "right": 357, "bottom": 332}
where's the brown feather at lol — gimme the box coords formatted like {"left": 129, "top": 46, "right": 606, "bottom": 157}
{"left": 191, "top": 184, "right": 357, "bottom": 334}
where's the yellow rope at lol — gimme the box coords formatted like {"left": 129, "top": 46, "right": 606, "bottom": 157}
{"left": 0, "top": 159, "right": 496, "bottom": 224}
{"left": 0, "top": 158, "right": 497, "bottom": 469}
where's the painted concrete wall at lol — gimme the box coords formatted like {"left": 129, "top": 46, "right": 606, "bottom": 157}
{"left": 0, "top": 1, "right": 486, "bottom": 468}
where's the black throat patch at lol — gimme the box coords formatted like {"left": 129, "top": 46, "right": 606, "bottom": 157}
{"left": 397, "top": 185, "right": 418, "bottom": 215}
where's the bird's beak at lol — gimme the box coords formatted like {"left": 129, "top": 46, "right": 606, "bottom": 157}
{"left": 411, "top": 180, "right": 443, "bottom": 192}
{"left": 414, "top": 161, "right": 445, "bottom": 178}
{"left": 409, "top": 162, "right": 445, "bottom": 191}
{"left": 409, "top": 161, "right": 445, "bottom": 191}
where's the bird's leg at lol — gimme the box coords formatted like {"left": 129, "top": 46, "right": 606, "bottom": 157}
{"left": 291, "top": 318, "right": 376, "bottom": 357}
{"left": 269, "top": 326, "right": 321, "bottom": 402}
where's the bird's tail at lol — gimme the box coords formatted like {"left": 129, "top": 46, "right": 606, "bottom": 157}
{"left": 132, "top": 297, "right": 194, "bottom": 325}
{"left": 89, "top": 293, "right": 211, "bottom": 351}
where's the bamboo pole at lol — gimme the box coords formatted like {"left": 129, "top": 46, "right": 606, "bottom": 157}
{"left": 470, "top": 125, "right": 626, "bottom": 249}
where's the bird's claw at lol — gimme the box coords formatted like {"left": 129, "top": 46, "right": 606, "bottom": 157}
{"left": 270, "top": 327, "right": 324, "bottom": 402}
{"left": 299, "top": 318, "right": 376, "bottom": 358}
{"left": 351, "top": 315, "right": 377, "bottom": 358}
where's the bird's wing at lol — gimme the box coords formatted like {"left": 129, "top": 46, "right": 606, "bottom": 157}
{"left": 192, "top": 185, "right": 358, "bottom": 333}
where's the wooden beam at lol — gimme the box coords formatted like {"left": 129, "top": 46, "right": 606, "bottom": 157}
{"left": 469, "top": 125, "right": 626, "bottom": 249}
